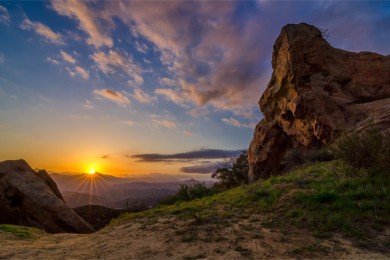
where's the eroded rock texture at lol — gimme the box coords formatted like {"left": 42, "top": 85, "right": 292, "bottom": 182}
{"left": 248, "top": 23, "right": 390, "bottom": 181}
{"left": 0, "top": 159, "right": 94, "bottom": 233}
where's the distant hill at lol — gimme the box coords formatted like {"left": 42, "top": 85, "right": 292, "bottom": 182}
{"left": 50, "top": 172, "right": 213, "bottom": 208}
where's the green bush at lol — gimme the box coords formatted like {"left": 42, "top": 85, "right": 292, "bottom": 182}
{"left": 159, "top": 183, "right": 219, "bottom": 206}
{"left": 332, "top": 128, "right": 390, "bottom": 169}
{"left": 211, "top": 150, "right": 249, "bottom": 188}
{"left": 282, "top": 148, "right": 334, "bottom": 171}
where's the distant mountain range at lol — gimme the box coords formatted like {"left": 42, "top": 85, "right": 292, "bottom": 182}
{"left": 50, "top": 172, "right": 213, "bottom": 208}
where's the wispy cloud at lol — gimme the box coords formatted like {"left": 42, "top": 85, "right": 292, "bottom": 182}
{"left": 0, "top": 5, "right": 10, "bottom": 25}
{"left": 90, "top": 50, "right": 143, "bottom": 84}
{"left": 51, "top": 0, "right": 112, "bottom": 48}
{"left": 101, "top": 1, "right": 265, "bottom": 114}
{"left": 222, "top": 117, "right": 256, "bottom": 129}
{"left": 155, "top": 88, "right": 187, "bottom": 107}
{"left": 65, "top": 66, "right": 89, "bottom": 79}
{"left": 131, "top": 149, "right": 242, "bottom": 162}
{"left": 75, "top": 66, "right": 89, "bottom": 79}
{"left": 46, "top": 57, "right": 59, "bottom": 65}
{"left": 159, "top": 77, "right": 177, "bottom": 87}
{"left": 151, "top": 119, "right": 176, "bottom": 129}
{"left": 94, "top": 88, "right": 130, "bottom": 107}
{"left": 0, "top": 53, "right": 4, "bottom": 64}
{"left": 21, "top": 17, "right": 64, "bottom": 45}
{"left": 179, "top": 162, "right": 217, "bottom": 174}
{"left": 60, "top": 50, "right": 76, "bottom": 64}
{"left": 135, "top": 41, "right": 149, "bottom": 54}
{"left": 132, "top": 86, "right": 155, "bottom": 104}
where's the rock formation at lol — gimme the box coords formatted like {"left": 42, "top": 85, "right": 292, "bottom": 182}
{"left": 248, "top": 23, "right": 390, "bottom": 181}
{"left": 0, "top": 159, "right": 94, "bottom": 233}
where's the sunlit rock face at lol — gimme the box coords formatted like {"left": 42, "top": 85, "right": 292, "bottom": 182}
{"left": 248, "top": 23, "right": 390, "bottom": 182}
{"left": 0, "top": 159, "right": 94, "bottom": 233}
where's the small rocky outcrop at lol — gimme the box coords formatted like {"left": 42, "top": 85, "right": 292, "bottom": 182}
{"left": 248, "top": 23, "right": 390, "bottom": 181}
{"left": 0, "top": 159, "right": 94, "bottom": 233}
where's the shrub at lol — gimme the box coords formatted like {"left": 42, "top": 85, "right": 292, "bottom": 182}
{"left": 211, "top": 150, "right": 249, "bottom": 188}
{"left": 282, "top": 148, "right": 334, "bottom": 171}
{"left": 159, "top": 183, "right": 218, "bottom": 206}
{"left": 332, "top": 128, "right": 390, "bottom": 169}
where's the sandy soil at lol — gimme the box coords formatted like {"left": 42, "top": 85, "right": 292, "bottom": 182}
{"left": 1, "top": 216, "right": 389, "bottom": 259}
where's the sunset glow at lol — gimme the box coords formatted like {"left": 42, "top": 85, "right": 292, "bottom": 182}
{"left": 89, "top": 169, "right": 96, "bottom": 175}
{"left": 0, "top": 1, "right": 389, "bottom": 179}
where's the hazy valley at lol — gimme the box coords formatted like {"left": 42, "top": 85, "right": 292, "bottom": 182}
{"left": 50, "top": 172, "right": 209, "bottom": 208}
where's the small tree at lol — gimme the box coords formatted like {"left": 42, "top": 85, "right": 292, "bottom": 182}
{"left": 320, "top": 28, "right": 330, "bottom": 39}
{"left": 212, "top": 150, "right": 249, "bottom": 188}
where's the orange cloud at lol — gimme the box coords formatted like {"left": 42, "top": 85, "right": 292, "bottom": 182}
{"left": 65, "top": 66, "right": 89, "bottom": 80}
{"left": 151, "top": 119, "right": 176, "bottom": 129}
{"left": 132, "top": 86, "right": 155, "bottom": 104}
{"left": 21, "top": 17, "right": 64, "bottom": 44}
{"left": 60, "top": 50, "right": 76, "bottom": 64}
{"left": 51, "top": 0, "right": 112, "bottom": 48}
{"left": 90, "top": 50, "right": 143, "bottom": 84}
{"left": 100, "top": 1, "right": 264, "bottom": 117}
{"left": 94, "top": 89, "right": 130, "bottom": 107}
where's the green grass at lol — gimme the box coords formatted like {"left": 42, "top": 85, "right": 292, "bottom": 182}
{"left": 112, "top": 160, "right": 390, "bottom": 248}
{"left": 0, "top": 224, "right": 43, "bottom": 239}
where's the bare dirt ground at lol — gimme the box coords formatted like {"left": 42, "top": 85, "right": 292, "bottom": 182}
{"left": 1, "top": 215, "right": 389, "bottom": 259}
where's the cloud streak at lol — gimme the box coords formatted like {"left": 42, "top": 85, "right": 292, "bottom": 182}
{"left": 75, "top": 66, "right": 89, "bottom": 79}
{"left": 94, "top": 88, "right": 130, "bottom": 107}
{"left": 90, "top": 50, "right": 143, "bottom": 85}
{"left": 60, "top": 50, "right": 76, "bottom": 64}
{"left": 21, "top": 17, "right": 64, "bottom": 44}
{"left": 222, "top": 117, "right": 256, "bottom": 129}
{"left": 65, "top": 66, "right": 89, "bottom": 79}
{"left": 132, "top": 86, "right": 155, "bottom": 104}
{"left": 151, "top": 119, "right": 176, "bottom": 129}
{"left": 0, "top": 5, "right": 10, "bottom": 25}
{"left": 179, "top": 162, "right": 217, "bottom": 174}
{"left": 51, "top": 0, "right": 113, "bottom": 48}
{"left": 131, "top": 149, "right": 242, "bottom": 162}
{"left": 101, "top": 1, "right": 266, "bottom": 116}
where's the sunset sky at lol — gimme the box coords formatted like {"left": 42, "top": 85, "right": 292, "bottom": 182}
{"left": 0, "top": 1, "right": 389, "bottom": 178}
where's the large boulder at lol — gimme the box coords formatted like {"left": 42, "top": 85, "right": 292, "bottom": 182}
{"left": 248, "top": 23, "right": 390, "bottom": 181}
{"left": 0, "top": 159, "right": 94, "bottom": 233}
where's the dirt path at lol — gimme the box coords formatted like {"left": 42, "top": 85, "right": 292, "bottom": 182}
{"left": 1, "top": 216, "right": 389, "bottom": 259}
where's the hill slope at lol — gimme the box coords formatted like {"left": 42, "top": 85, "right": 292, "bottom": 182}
{"left": 1, "top": 160, "right": 389, "bottom": 259}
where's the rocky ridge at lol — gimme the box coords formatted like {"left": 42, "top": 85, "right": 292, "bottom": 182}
{"left": 248, "top": 23, "right": 390, "bottom": 181}
{"left": 0, "top": 159, "right": 94, "bottom": 233}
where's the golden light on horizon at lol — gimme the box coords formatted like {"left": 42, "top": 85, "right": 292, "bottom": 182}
{"left": 88, "top": 169, "right": 96, "bottom": 175}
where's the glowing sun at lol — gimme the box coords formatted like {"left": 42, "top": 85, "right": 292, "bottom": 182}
{"left": 88, "top": 169, "right": 96, "bottom": 175}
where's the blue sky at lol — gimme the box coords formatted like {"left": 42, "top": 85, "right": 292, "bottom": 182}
{"left": 0, "top": 0, "right": 389, "bottom": 178}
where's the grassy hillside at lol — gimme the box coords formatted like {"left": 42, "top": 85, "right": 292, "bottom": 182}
{"left": 114, "top": 160, "right": 390, "bottom": 251}
{"left": 0, "top": 224, "right": 43, "bottom": 239}
{"left": 1, "top": 159, "right": 389, "bottom": 258}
